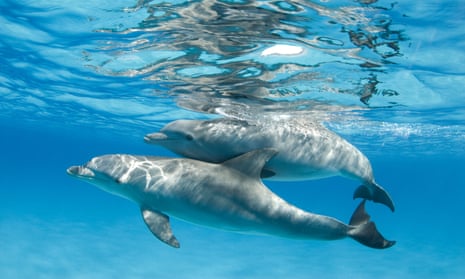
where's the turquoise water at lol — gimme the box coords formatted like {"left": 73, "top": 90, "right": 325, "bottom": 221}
{"left": 1, "top": 0, "right": 465, "bottom": 278}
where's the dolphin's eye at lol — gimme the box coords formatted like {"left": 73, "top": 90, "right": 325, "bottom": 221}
{"left": 185, "top": 134, "right": 194, "bottom": 141}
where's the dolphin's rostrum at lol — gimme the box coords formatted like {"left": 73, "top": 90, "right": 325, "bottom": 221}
{"left": 67, "top": 149, "right": 395, "bottom": 249}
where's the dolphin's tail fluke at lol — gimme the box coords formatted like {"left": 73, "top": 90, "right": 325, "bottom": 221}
{"left": 347, "top": 200, "right": 396, "bottom": 249}
{"left": 354, "top": 182, "right": 395, "bottom": 212}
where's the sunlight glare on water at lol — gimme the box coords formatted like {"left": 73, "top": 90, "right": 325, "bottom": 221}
{"left": 1, "top": 0, "right": 464, "bottom": 156}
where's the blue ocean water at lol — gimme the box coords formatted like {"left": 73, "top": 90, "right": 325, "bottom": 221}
{"left": 1, "top": 0, "right": 465, "bottom": 278}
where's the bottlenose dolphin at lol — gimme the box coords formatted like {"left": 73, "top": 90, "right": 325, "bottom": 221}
{"left": 144, "top": 118, "right": 395, "bottom": 211}
{"left": 67, "top": 149, "right": 395, "bottom": 249}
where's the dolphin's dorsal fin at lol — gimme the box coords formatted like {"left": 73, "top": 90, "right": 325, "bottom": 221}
{"left": 221, "top": 148, "right": 278, "bottom": 179}
{"left": 260, "top": 168, "right": 276, "bottom": 178}
{"left": 141, "top": 207, "right": 180, "bottom": 248}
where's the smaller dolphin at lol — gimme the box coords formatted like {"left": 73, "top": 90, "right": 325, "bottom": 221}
{"left": 67, "top": 149, "right": 395, "bottom": 249}
{"left": 144, "top": 118, "right": 395, "bottom": 211}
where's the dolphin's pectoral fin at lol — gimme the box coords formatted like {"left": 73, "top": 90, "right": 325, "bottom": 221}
{"left": 260, "top": 168, "right": 276, "bottom": 178}
{"left": 353, "top": 183, "right": 395, "bottom": 212}
{"left": 141, "top": 207, "right": 180, "bottom": 248}
{"left": 347, "top": 200, "right": 396, "bottom": 249}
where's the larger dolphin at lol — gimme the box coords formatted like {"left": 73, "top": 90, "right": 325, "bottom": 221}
{"left": 144, "top": 118, "right": 395, "bottom": 211}
{"left": 67, "top": 149, "right": 395, "bottom": 249}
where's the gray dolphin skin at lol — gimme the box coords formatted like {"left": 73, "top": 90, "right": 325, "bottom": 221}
{"left": 144, "top": 118, "right": 395, "bottom": 211}
{"left": 67, "top": 149, "right": 395, "bottom": 249}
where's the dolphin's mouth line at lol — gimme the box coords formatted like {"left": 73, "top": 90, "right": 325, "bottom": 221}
{"left": 144, "top": 132, "right": 167, "bottom": 143}
{"left": 144, "top": 132, "right": 181, "bottom": 143}
{"left": 67, "top": 165, "right": 95, "bottom": 179}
